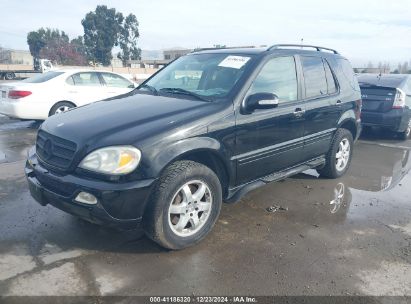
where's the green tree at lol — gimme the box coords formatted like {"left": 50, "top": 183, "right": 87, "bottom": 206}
{"left": 70, "top": 36, "right": 86, "bottom": 56}
{"left": 27, "top": 29, "right": 47, "bottom": 58}
{"left": 27, "top": 28, "right": 70, "bottom": 58}
{"left": 82, "top": 5, "right": 124, "bottom": 66}
{"left": 27, "top": 28, "right": 86, "bottom": 65}
{"left": 117, "top": 13, "right": 141, "bottom": 66}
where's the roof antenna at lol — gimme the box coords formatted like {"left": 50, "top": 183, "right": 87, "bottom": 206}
{"left": 300, "top": 38, "right": 304, "bottom": 49}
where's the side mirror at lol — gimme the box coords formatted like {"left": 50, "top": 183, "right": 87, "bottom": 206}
{"left": 244, "top": 93, "right": 279, "bottom": 113}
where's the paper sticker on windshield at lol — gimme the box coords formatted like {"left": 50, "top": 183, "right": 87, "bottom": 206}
{"left": 218, "top": 56, "right": 250, "bottom": 69}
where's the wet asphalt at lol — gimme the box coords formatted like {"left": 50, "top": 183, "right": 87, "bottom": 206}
{"left": 0, "top": 114, "right": 410, "bottom": 297}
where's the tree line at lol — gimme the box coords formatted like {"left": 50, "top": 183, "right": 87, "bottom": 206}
{"left": 27, "top": 5, "right": 140, "bottom": 67}
{"left": 355, "top": 61, "right": 411, "bottom": 74}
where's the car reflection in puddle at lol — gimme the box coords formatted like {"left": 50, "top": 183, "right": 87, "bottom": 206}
{"left": 287, "top": 142, "right": 411, "bottom": 222}
{"left": 329, "top": 182, "right": 345, "bottom": 214}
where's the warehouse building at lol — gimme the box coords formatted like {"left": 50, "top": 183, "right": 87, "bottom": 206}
{"left": 0, "top": 49, "right": 33, "bottom": 65}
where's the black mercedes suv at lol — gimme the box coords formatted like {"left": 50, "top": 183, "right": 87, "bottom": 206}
{"left": 25, "top": 44, "right": 361, "bottom": 249}
{"left": 358, "top": 74, "right": 411, "bottom": 140}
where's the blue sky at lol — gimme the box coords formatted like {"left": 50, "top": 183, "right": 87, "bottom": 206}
{"left": 0, "top": 0, "right": 410, "bottom": 66}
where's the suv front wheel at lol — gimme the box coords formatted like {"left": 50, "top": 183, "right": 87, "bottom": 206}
{"left": 144, "top": 160, "right": 222, "bottom": 250}
{"left": 317, "top": 128, "right": 353, "bottom": 178}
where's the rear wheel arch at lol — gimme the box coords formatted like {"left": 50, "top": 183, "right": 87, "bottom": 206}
{"left": 338, "top": 118, "right": 358, "bottom": 140}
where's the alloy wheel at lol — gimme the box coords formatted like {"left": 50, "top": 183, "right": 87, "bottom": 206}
{"left": 335, "top": 138, "right": 350, "bottom": 171}
{"left": 55, "top": 106, "right": 71, "bottom": 114}
{"left": 168, "top": 180, "right": 212, "bottom": 237}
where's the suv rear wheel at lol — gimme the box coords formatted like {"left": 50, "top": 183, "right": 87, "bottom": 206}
{"left": 144, "top": 160, "right": 222, "bottom": 250}
{"left": 317, "top": 128, "right": 353, "bottom": 178}
{"left": 398, "top": 119, "right": 411, "bottom": 141}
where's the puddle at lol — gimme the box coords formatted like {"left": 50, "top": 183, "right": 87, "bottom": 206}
{"left": 0, "top": 120, "right": 39, "bottom": 132}
{"left": 0, "top": 151, "right": 5, "bottom": 163}
{"left": 245, "top": 141, "right": 411, "bottom": 226}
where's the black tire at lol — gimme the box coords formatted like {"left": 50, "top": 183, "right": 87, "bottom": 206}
{"left": 5, "top": 72, "right": 15, "bottom": 80}
{"left": 143, "top": 160, "right": 222, "bottom": 250}
{"left": 49, "top": 101, "right": 75, "bottom": 116}
{"left": 398, "top": 119, "right": 411, "bottom": 141}
{"left": 317, "top": 128, "right": 354, "bottom": 179}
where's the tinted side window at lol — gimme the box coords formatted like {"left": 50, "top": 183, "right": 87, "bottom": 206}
{"left": 301, "top": 56, "right": 328, "bottom": 98}
{"left": 101, "top": 73, "right": 133, "bottom": 88}
{"left": 71, "top": 72, "right": 102, "bottom": 87}
{"left": 248, "top": 56, "right": 298, "bottom": 102}
{"left": 324, "top": 60, "right": 337, "bottom": 94}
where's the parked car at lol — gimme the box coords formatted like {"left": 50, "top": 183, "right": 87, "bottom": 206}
{"left": 25, "top": 44, "right": 361, "bottom": 249}
{"left": 358, "top": 74, "right": 411, "bottom": 140}
{"left": 0, "top": 69, "right": 136, "bottom": 120}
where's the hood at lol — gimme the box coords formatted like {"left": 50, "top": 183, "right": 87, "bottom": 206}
{"left": 41, "top": 93, "right": 217, "bottom": 147}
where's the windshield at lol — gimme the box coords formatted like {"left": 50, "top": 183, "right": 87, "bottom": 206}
{"left": 139, "top": 53, "right": 253, "bottom": 100}
{"left": 21, "top": 71, "right": 64, "bottom": 83}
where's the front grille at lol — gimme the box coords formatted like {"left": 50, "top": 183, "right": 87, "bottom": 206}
{"left": 36, "top": 130, "right": 77, "bottom": 170}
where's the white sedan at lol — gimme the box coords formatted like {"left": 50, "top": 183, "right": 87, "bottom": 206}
{"left": 0, "top": 69, "right": 136, "bottom": 120}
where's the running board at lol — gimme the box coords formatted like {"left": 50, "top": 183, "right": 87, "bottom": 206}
{"left": 225, "top": 156, "right": 325, "bottom": 204}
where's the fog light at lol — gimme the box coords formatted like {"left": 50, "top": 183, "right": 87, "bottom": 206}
{"left": 75, "top": 192, "right": 97, "bottom": 205}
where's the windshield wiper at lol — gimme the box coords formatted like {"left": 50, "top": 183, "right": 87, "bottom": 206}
{"left": 159, "top": 88, "right": 211, "bottom": 102}
{"left": 138, "top": 84, "right": 158, "bottom": 95}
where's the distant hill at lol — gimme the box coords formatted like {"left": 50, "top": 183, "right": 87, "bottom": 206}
{"left": 141, "top": 50, "right": 163, "bottom": 60}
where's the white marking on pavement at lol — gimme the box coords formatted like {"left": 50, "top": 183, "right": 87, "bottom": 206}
{"left": 358, "top": 261, "right": 411, "bottom": 295}
{"left": 0, "top": 244, "right": 36, "bottom": 281}
{"left": 6, "top": 262, "right": 88, "bottom": 296}
{"left": 39, "top": 243, "right": 91, "bottom": 265}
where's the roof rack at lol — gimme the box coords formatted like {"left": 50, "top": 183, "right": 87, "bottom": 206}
{"left": 191, "top": 46, "right": 256, "bottom": 53}
{"left": 267, "top": 44, "right": 339, "bottom": 54}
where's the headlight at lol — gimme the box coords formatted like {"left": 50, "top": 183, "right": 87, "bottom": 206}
{"left": 79, "top": 146, "right": 141, "bottom": 175}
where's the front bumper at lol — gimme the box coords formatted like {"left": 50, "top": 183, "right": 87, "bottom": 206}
{"left": 361, "top": 108, "right": 410, "bottom": 132}
{"left": 25, "top": 147, "right": 156, "bottom": 230}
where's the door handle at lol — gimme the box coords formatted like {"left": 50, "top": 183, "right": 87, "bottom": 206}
{"left": 336, "top": 100, "right": 342, "bottom": 105}
{"left": 293, "top": 108, "right": 305, "bottom": 117}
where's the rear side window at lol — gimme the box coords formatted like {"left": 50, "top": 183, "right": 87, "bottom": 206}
{"left": 101, "top": 72, "right": 133, "bottom": 88}
{"left": 337, "top": 58, "right": 360, "bottom": 91}
{"left": 406, "top": 77, "right": 411, "bottom": 94}
{"left": 69, "top": 72, "right": 102, "bottom": 87}
{"left": 324, "top": 60, "right": 337, "bottom": 94}
{"left": 301, "top": 56, "right": 328, "bottom": 98}
{"left": 21, "top": 71, "right": 64, "bottom": 83}
{"left": 248, "top": 56, "right": 298, "bottom": 102}
{"left": 66, "top": 76, "right": 74, "bottom": 85}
